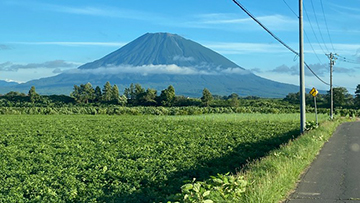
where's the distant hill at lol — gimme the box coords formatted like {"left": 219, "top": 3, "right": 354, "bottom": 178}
{"left": 2, "top": 32, "right": 300, "bottom": 98}
{"left": 0, "top": 80, "right": 18, "bottom": 87}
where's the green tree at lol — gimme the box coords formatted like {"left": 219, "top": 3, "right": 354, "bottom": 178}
{"left": 201, "top": 88, "right": 213, "bottom": 107}
{"left": 70, "top": 83, "right": 95, "bottom": 103}
{"left": 102, "top": 81, "right": 113, "bottom": 102}
{"left": 134, "top": 84, "right": 145, "bottom": 105}
{"left": 117, "top": 95, "right": 128, "bottom": 106}
{"left": 94, "top": 86, "right": 102, "bottom": 102}
{"left": 328, "top": 87, "right": 352, "bottom": 108}
{"left": 355, "top": 84, "right": 360, "bottom": 108}
{"left": 142, "top": 88, "right": 157, "bottom": 106}
{"left": 159, "top": 85, "right": 175, "bottom": 106}
{"left": 124, "top": 83, "right": 137, "bottom": 105}
{"left": 81, "top": 83, "right": 95, "bottom": 103}
{"left": 5, "top": 91, "right": 26, "bottom": 97}
{"left": 284, "top": 92, "right": 299, "bottom": 104}
{"left": 111, "top": 85, "right": 120, "bottom": 102}
{"left": 70, "top": 85, "right": 81, "bottom": 103}
{"left": 28, "top": 86, "right": 40, "bottom": 103}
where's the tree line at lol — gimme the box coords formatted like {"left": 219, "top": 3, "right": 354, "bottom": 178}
{"left": 1, "top": 83, "right": 360, "bottom": 110}
{"left": 0, "top": 82, "right": 215, "bottom": 107}
{"left": 284, "top": 85, "right": 360, "bottom": 109}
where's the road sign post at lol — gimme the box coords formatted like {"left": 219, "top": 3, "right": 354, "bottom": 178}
{"left": 309, "top": 87, "right": 319, "bottom": 126}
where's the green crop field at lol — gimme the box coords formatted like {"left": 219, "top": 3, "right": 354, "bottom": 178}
{"left": 0, "top": 114, "right": 323, "bottom": 202}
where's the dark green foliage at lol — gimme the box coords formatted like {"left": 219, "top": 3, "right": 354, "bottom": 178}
{"left": 124, "top": 83, "right": 136, "bottom": 101}
{"left": 111, "top": 85, "right": 120, "bottom": 100}
{"left": 5, "top": 91, "right": 26, "bottom": 97}
{"left": 70, "top": 83, "right": 95, "bottom": 103}
{"left": 102, "top": 81, "right": 113, "bottom": 102}
{"left": 141, "top": 88, "right": 157, "bottom": 106}
{"left": 2, "top": 84, "right": 360, "bottom": 114}
{"left": 229, "top": 96, "right": 240, "bottom": 107}
{"left": 328, "top": 87, "right": 353, "bottom": 108}
{"left": 355, "top": 84, "right": 360, "bottom": 108}
{"left": 94, "top": 86, "right": 102, "bottom": 102}
{"left": 0, "top": 115, "right": 299, "bottom": 202}
{"left": 28, "top": 86, "right": 41, "bottom": 103}
{"left": 201, "top": 88, "right": 213, "bottom": 107}
{"left": 158, "top": 85, "right": 175, "bottom": 106}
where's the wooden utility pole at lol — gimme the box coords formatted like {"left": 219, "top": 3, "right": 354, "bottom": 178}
{"left": 326, "top": 53, "right": 336, "bottom": 120}
{"left": 299, "top": 0, "right": 306, "bottom": 134}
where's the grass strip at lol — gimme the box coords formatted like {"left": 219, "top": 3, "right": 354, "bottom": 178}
{"left": 237, "top": 117, "right": 351, "bottom": 203}
{"left": 176, "top": 117, "right": 352, "bottom": 203}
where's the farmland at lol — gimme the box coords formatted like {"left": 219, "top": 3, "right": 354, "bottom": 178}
{"left": 0, "top": 114, "right": 325, "bottom": 202}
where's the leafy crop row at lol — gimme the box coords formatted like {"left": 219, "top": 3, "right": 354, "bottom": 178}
{"left": 0, "top": 105, "right": 303, "bottom": 116}
{"left": 1, "top": 114, "right": 300, "bottom": 202}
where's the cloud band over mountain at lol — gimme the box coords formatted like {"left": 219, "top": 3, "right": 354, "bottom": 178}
{"left": 65, "top": 64, "right": 250, "bottom": 76}
{"left": 0, "top": 60, "right": 79, "bottom": 72}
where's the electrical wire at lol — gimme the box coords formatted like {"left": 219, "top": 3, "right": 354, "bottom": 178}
{"left": 304, "top": 62, "right": 329, "bottom": 85}
{"left": 282, "top": 0, "right": 298, "bottom": 17}
{"left": 335, "top": 54, "right": 360, "bottom": 65}
{"left": 310, "top": 0, "right": 330, "bottom": 53}
{"left": 305, "top": 31, "right": 324, "bottom": 64}
{"left": 319, "top": 0, "right": 336, "bottom": 52}
{"left": 304, "top": 2, "right": 327, "bottom": 54}
{"left": 231, "top": 0, "right": 330, "bottom": 86}
{"left": 281, "top": 0, "right": 324, "bottom": 64}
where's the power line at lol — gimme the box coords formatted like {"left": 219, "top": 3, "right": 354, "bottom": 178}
{"left": 304, "top": 31, "right": 324, "bottom": 64}
{"left": 281, "top": 0, "right": 324, "bottom": 64}
{"left": 319, "top": 0, "right": 336, "bottom": 52}
{"left": 305, "top": 62, "right": 330, "bottom": 85}
{"left": 335, "top": 54, "right": 360, "bottom": 64}
{"left": 310, "top": 0, "right": 330, "bottom": 53}
{"left": 303, "top": 2, "right": 327, "bottom": 54}
{"left": 231, "top": 0, "right": 330, "bottom": 86}
{"left": 282, "top": 0, "right": 298, "bottom": 17}
{"left": 231, "top": 0, "right": 297, "bottom": 55}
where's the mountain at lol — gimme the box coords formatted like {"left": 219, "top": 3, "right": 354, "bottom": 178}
{"left": 0, "top": 80, "right": 19, "bottom": 87}
{"left": 79, "top": 33, "right": 241, "bottom": 70}
{"left": 2, "top": 32, "right": 300, "bottom": 98}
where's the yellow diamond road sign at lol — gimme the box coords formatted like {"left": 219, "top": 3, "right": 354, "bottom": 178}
{"left": 309, "top": 87, "right": 319, "bottom": 97}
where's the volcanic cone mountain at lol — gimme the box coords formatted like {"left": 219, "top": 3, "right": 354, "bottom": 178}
{"left": 11, "top": 32, "right": 299, "bottom": 97}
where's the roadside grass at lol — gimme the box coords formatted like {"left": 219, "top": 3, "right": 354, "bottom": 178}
{"left": 176, "top": 116, "right": 351, "bottom": 203}
{"left": 235, "top": 117, "right": 349, "bottom": 202}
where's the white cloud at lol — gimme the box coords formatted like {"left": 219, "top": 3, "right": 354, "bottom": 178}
{"left": 193, "top": 13, "right": 252, "bottom": 25}
{"left": 268, "top": 63, "right": 336, "bottom": 77}
{"left": 183, "top": 13, "right": 297, "bottom": 31}
{"left": 0, "top": 60, "right": 79, "bottom": 72}
{"left": 11, "top": 41, "right": 126, "bottom": 47}
{"left": 42, "top": 3, "right": 166, "bottom": 23}
{"left": 173, "top": 55, "right": 195, "bottom": 62}
{"left": 256, "top": 14, "right": 298, "bottom": 30}
{"left": 332, "top": 44, "right": 360, "bottom": 55}
{"left": 65, "top": 64, "right": 249, "bottom": 76}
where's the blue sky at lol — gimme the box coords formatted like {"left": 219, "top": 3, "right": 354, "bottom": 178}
{"left": 1, "top": 0, "right": 359, "bottom": 93}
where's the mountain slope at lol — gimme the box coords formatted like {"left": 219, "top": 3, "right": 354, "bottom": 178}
{"left": 0, "top": 80, "right": 19, "bottom": 87}
{"left": 3, "top": 32, "right": 300, "bottom": 97}
{"left": 78, "top": 33, "right": 241, "bottom": 70}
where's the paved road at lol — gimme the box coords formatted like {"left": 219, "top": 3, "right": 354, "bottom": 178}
{"left": 287, "top": 122, "right": 360, "bottom": 203}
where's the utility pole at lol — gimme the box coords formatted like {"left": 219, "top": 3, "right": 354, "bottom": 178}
{"left": 299, "top": 0, "right": 306, "bottom": 134}
{"left": 326, "top": 53, "right": 336, "bottom": 120}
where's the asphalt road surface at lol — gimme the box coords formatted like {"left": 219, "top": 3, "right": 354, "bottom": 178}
{"left": 286, "top": 122, "right": 360, "bottom": 203}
